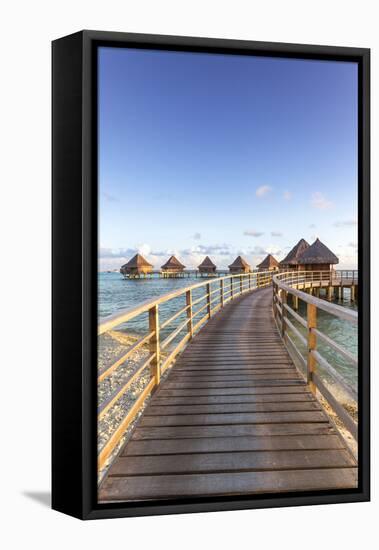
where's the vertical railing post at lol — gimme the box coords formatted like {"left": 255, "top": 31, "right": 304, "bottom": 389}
{"left": 206, "top": 283, "right": 211, "bottom": 318}
{"left": 186, "top": 289, "right": 193, "bottom": 338}
{"left": 281, "top": 289, "right": 287, "bottom": 339}
{"left": 231, "top": 277, "right": 234, "bottom": 299}
{"left": 220, "top": 278, "right": 224, "bottom": 308}
{"left": 273, "top": 283, "right": 278, "bottom": 322}
{"left": 249, "top": 273, "right": 251, "bottom": 290}
{"left": 148, "top": 304, "right": 160, "bottom": 386}
{"left": 307, "top": 303, "right": 317, "bottom": 395}
{"left": 240, "top": 275, "right": 243, "bottom": 294}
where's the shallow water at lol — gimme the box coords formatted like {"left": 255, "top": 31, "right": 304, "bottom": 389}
{"left": 99, "top": 272, "right": 203, "bottom": 319}
{"left": 285, "top": 292, "right": 358, "bottom": 391}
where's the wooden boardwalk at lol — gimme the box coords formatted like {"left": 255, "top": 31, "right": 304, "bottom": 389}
{"left": 99, "top": 288, "right": 357, "bottom": 502}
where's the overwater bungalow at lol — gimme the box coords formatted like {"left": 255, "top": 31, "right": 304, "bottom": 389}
{"left": 120, "top": 253, "right": 153, "bottom": 278}
{"left": 161, "top": 255, "right": 186, "bottom": 277}
{"left": 198, "top": 256, "right": 217, "bottom": 276}
{"left": 256, "top": 254, "right": 280, "bottom": 272}
{"left": 297, "top": 238, "right": 339, "bottom": 271}
{"left": 280, "top": 238, "right": 310, "bottom": 270}
{"left": 228, "top": 255, "right": 251, "bottom": 274}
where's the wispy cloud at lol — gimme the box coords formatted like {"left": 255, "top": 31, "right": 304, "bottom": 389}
{"left": 102, "top": 191, "right": 118, "bottom": 202}
{"left": 192, "top": 232, "right": 201, "bottom": 240}
{"left": 256, "top": 185, "right": 272, "bottom": 198}
{"left": 249, "top": 245, "right": 282, "bottom": 256}
{"left": 251, "top": 245, "right": 267, "bottom": 255}
{"left": 98, "top": 246, "right": 136, "bottom": 259}
{"left": 333, "top": 219, "right": 357, "bottom": 227}
{"left": 99, "top": 242, "right": 289, "bottom": 272}
{"left": 283, "top": 191, "right": 292, "bottom": 201}
{"left": 184, "top": 244, "right": 231, "bottom": 256}
{"left": 244, "top": 230, "right": 264, "bottom": 237}
{"left": 265, "top": 245, "right": 282, "bottom": 255}
{"left": 310, "top": 192, "right": 333, "bottom": 210}
{"left": 271, "top": 231, "right": 283, "bottom": 237}
{"left": 309, "top": 223, "right": 316, "bottom": 228}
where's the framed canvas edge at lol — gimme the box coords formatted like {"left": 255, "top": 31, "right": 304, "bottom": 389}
{"left": 52, "top": 30, "right": 370, "bottom": 520}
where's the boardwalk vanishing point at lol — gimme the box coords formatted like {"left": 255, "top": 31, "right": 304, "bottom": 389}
{"left": 98, "top": 271, "right": 358, "bottom": 502}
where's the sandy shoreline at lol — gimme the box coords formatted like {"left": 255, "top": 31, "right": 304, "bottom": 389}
{"left": 98, "top": 329, "right": 171, "bottom": 481}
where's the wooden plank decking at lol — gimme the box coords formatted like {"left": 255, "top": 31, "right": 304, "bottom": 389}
{"left": 99, "top": 288, "right": 357, "bottom": 502}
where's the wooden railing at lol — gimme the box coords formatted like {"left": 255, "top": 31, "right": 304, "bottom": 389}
{"left": 98, "top": 270, "right": 273, "bottom": 470}
{"left": 333, "top": 269, "right": 359, "bottom": 283}
{"left": 276, "top": 269, "right": 358, "bottom": 286}
{"left": 272, "top": 271, "right": 358, "bottom": 441}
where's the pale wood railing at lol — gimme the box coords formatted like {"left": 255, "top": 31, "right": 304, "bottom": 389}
{"left": 272, "top": 271, "right": 358, "bottom": 441}
{"left": 98, "top": 270, "right": 273, "bottom": 470}
{"left": 276, "top": 269, "right": 358, "bottom": 286}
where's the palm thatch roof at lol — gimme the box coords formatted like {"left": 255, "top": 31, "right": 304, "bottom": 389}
{"left": 280, "top": 238, "right": 310, "bottom": 266}
{"left": 161, "top": 255, "right": 186, "bottom": 269}
{"left": 121, "top": 253, "right": 153, "bottom": 270}
{"left": 297, "top": 238, "right": 339, "bottom": 265}
{"left": 256, "top": 254, "right": 279, "bottom": 269}
{"left": 228, "top": 256, "right": 251, "bottom": 269}
{"left": 198, "top": 256, "right": 216, "bottom": 269}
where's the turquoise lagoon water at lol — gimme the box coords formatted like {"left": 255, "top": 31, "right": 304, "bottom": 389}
{"left": 98, "top": 272, "right": 220, "bottom": 345}
{"left": 285, "top": 292, "right": 358, "bottom": 391}
{"left": 98, "top": 272, "right": 358, "bottom": 389}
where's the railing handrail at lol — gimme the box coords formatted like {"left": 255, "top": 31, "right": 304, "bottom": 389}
{"left": 273, "top": 272, "right": 358, "bottom": 324}
{"left": 272, "top": 270, "right": 358, "bottom": 444}
{"left": 99, "top": 271, "right": 268, "bottom": 335}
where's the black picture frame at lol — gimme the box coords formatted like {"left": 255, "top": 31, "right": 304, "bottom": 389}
{"left": 52, "top": 30, "right": 370, "bottom": 520}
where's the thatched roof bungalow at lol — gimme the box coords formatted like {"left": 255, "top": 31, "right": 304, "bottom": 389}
{"left": 198, "top": 256, "right": 217, "bottom": 274}
{"left": 120, "top": 253, "right": 153, "bottom": 277}
{"left": 161, "top": 255, "right": 186, "bottom": 273}
{"left": 256, "top": 254, "right": 280, "bottom": 272}
{"left": 280, "top": 238, "right": 310, "bottom": 270}
{"left": 297, "top": 238, "right": 339, "bottom": 271}
{"left": 228, "top": 256, "right": 251, "bottom": 274}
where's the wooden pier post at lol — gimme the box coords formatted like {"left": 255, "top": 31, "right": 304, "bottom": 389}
{"left": 148, "top": 304, "right": 160, "bottom": 386}
{"left": 327, "top": 286, "right": 334, "bottom": 301}
{"left": 281, "top": 289, "right": 287, "bottom": 339}
{"left": 186, "top": 290, "right": 193, "bottom": 338}
{"left": 220, "top": 279, "right": 224, "bottom": 308}
{"left": 351, "top": 285, "right": 356, "bottom": 302}
{"left": 293, "top": 294, "right": 299, "bottom": 310}
{"left": 206, "top": 283, "right": 211, "bottom": 318}
{"left": 307, "top": 303, "right": 317, "bottom": 395}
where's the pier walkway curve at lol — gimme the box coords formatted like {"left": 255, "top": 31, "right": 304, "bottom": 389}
{"left": 99, "top": 286, "right": 357, "bottom": 502}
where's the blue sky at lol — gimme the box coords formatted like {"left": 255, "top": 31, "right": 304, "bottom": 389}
{"left": 98, "top": 47, "right": 358, "bottom": 271}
